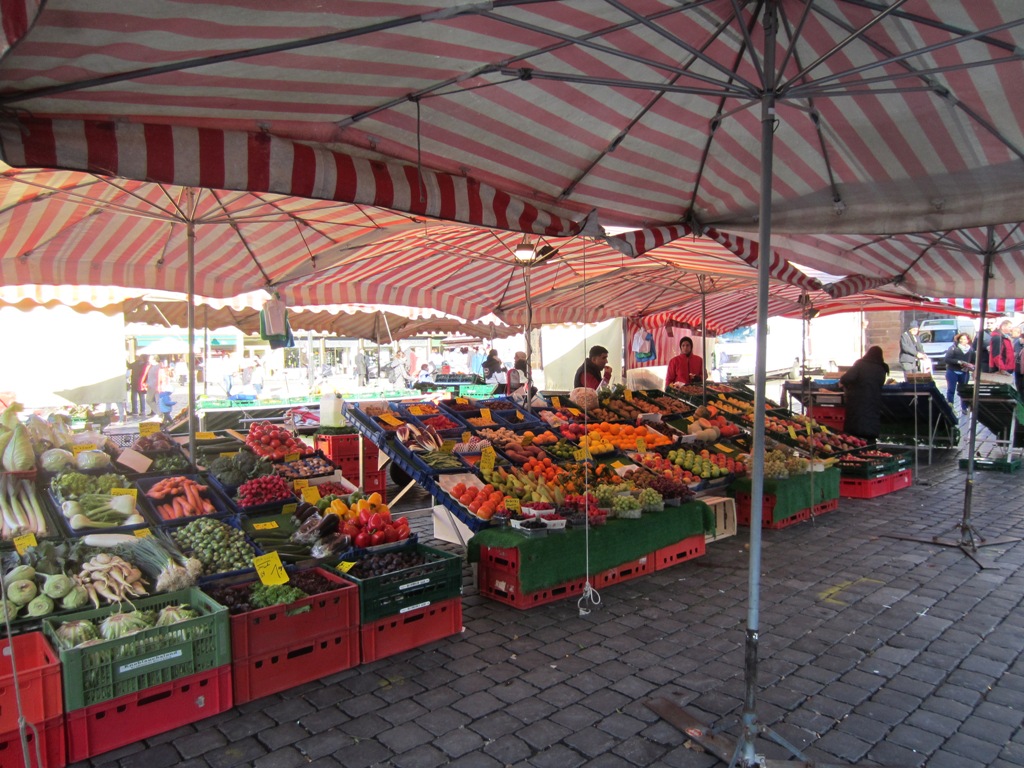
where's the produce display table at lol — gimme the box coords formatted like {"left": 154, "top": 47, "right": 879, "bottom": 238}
{"left": 467, "top": 501, "right": 712, "bottom": 595}
{"left": 730, "top": 467, "right": 840, "bottom": 526}
{"left": 877, "top": 382, "right": 959, "bottom": 455}
{"left": 959, "top": 383, "right": 1024, "bottom": 459}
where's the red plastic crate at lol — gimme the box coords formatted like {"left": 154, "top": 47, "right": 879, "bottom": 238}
{"left": 653, "top": 534, "right": 706, "bottom": 571}
{"left": 233, "top": 628, "right": 359, "bottom": 705}
{"left": 65, "top": 665, "right": 231, "bottom": 764}
{"left": 0, "top": 715, "right": 65, "bottom": 768}
{"left": 808, "top": 405, "right": 846, "bottom": 430}
{"left": 888, "top": 469, "right": 913, "bottom": 493}
{"left": 594, "top": 555, "right": 654, "bottom": 588}
{"left": 360, "top": 598, "right": 463, "bottom": 662}
{"left": 477, "top": 566, "right": 588, "bottom": 610}
{"left": 813, "top": 498, "right": 840, "bottom": 515}
{"left": 315, "top": 434, "right": 379, "bottom": 465}
{"left": 735, "top": 493, "right": 812, "bottom": 529}
{"left": 362, "top": 470, "right": 387, "bottom": 499}
{"left": 0, "top": 632, "right": 63, "bottom": 732}
{"left": 210, "top": 567, "right": 359, "bottom": 658}
{"left": 839, "top": 474, "right": 891, "bottom": 499}
{"left": 478, "top": 545, "right": 522, "bottom": 574}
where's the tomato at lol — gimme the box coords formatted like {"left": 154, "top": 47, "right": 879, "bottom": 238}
{"left": 370, "top": 531, "right": 386, "bottom": 547}
{"left": 354, "top": 532, "right": 371, "bottom": 549}
{"left": 270, "top": 438, "right": 281, "bottom": 448}
{"left": 261, "top": 435, "right": 272, "bottom": 445}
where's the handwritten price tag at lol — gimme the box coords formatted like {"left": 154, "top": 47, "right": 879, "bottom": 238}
{"left": 301, "top": 486, "right": 322, "bottom": 504}
{"left": 480, "top": 408, "right": 492, "bottom": 422}
{"left": 284, "top": 452, "right": 300, "bottom": 462}
{"left": 440, "top": 440, "right": 456, "bottom": 454}
{"left": 624, "top": 389, "right": 634, "bottom": 401}
{"left": 13, "top": 533, "right": 37, "bottom": 555}
{"left": 820, "top": 425, "right": 830, "bottom": 434}
{"left": 520, "top": 434, "right": 533, "bottom": 446}
{"left": 573, "top": 447, "right": 592, "bottom": 461}
{"left": 336, "top": 561, "right": 356, "bottom": 573}
{"left": 110, "top": 487, "right": 138, "bottom": 500}
{"left": 253, "top": 551, "right": 289, "bottom": 586}
{"left": 253, "top": 521, "right": 279, "bottom": 530}
{"left": 71, "top": 444, "right": 96, "bottom": 456}
{"left": 788, "top": 426, "right": 798, "bottom": 440}
{"left": 503, "top": 496, "right": 521, "bottom": 513}
{"left": 461, "top": 431, "right": 471, "bottom": 444}
{"left": 219, "top": 451, "right": 239, "bottom": 458}
{"left": 636, "top": 438, "right": 647, "bottom": 453}
{"left": 133, "top": 528, "right": 152, "bottom": 538}
{"left": 138, "top": 422, "right": 161, "bottom": 437}
{"left": 806, "top": 421, "right": 813, "bottom": 436}
{"left": 293, "top": 479, "right": 310, "bottom": 490}
{"left": 567, "top": 407, "right": 582, "bottom": 417}
{"left": 379, "top": 413, "right": 404, "bottom": 427}
{"left": 456, "top": 397, "right": 469, "bottom": 405}
{"left": 282, "top": 503, "right": 298, "bottom": 516}
{"left": 195, "top": 432, "right": 217, "bottom": 440}
{"left": 552, "top": 396, "right": 562, "bottom": 408}
{"left": 480, "top": 446, "right": 497, "bottom": 474}
{"left": 407, "top": 405, "right": 428, "bottom": 416}
{"left": 515, "top": 410, "right": 523, "bottom": 421}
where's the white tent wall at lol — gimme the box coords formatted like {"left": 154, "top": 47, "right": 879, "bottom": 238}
{"left": 538, "top": 321, "right": 623, "bottom": 391}
{"left": 0, "top": 304, "right": 126, "bottom": 409}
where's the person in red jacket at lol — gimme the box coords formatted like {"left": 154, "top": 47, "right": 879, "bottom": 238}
{"left": 665, "top": 337, "right": 707, "bottom": 387}
{"left": 988, "top": 319, "right": 1015, "bottom": 378}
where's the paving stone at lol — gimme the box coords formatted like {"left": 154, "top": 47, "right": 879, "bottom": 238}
{"left": 389, "top": 744, "right": 450, "bottom": 768}
{"left": 433, "top": 725, "right": 486, "bottom": 758}
{"left": 204, "top": 735, "right": 267, "bottom": 767}
{"left": 253, "top": 746, "right": 309, "bottom": 768}
{"left": 528, "top": 743, "right": 589, "bottom": 768}
{"left": 216, "top": 711, "right": 276, "bottom": 741}
{"left": 296, "top": 728, "right": 356, "bottom": 759}
{"left": 451, "top": 689, "right": 505, "bottom": 717}
{"left": 517, "top": 718, "right": 572, "bottom": 750}
{"left": 117, "top": 743, "right": 183, "bottom": 768}
{"left": 258, "top": 722, "right": 311, "bottom": 752}
{"left": 174, "top": 726, "right": 229, "bottom": 759}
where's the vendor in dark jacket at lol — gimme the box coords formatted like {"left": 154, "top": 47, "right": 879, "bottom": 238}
{"left": 839, "top": 346, "right": 889, "bottom": 443}
{"left": 943, "top": 333, "right": 975, "bottom": 414}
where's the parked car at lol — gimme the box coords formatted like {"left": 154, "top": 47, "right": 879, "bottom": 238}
{"left": 918, "top": 317, "right": 977, "bottom": 371}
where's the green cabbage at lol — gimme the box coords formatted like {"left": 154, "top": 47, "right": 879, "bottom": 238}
{"left": 2, "top": 424, "right": 34, "bottom": 472}
{"left": 0, "top": 402, "right": 22, "bottom": 431}
{"left": 75, "top": 450, "right": 111, "bottom": 470}
{"left": 26, "top": 594, "right": 54, "bottom": 617}
{"left": 40, "top": 448, "right": 75, "bottom": 473}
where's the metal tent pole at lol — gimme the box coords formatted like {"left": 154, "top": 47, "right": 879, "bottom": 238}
{"left": 185, "top": 189, "right": 197, "bottom": 466}
{"left": 701, "top": 279, "right": 708, "bottom": 407}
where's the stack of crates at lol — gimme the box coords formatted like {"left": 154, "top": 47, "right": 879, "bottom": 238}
{"left": 0, "top": 632, "right": 64, "bottom": 768}
{"left": 342, "top": 544, "right": 464, "bottom": 662}
{"left": 219, "top": 567, "right": 360, "bottom": 704}
{"left": 44, "top": 588, "right": 232, "bottom": 763}
{"left": 316, "top": 433, "right": 387, "bottom": 500}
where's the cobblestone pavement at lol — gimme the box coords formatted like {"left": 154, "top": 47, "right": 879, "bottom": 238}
{"left": 71, "top": 433, "right": 1024, "bottom": 768}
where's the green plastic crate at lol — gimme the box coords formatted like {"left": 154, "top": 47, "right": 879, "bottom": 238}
{"left": 340, "top": 544, "right": 463, "bottom": 624}
{"left": 457, "top": 384, "right": 496, "bottom": 399}
{"left": 43, "top": 587, "right": 229, "bottom": 711}
{"left": 959, "top": 457, "right": 1021, "bottom": 473}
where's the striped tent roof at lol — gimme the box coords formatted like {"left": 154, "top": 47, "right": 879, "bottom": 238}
{"left": 0, "top": 2, "right": 1020, "bottom": 300}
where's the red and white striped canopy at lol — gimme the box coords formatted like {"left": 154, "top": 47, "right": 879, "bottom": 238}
{"left": 0, "top": 2, "right": 1020, "bottom": 296}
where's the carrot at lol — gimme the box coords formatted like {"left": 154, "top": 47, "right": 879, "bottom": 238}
{"left": 184, "top": 483, "right": 203, "bottom": 515}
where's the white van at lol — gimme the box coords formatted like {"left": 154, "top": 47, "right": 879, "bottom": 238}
{"left": 918, "top": 317, "right": 977, "bottom": 370}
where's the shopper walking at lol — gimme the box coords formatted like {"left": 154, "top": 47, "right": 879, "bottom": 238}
{"left": 898, "top": 324, "right": 926, "bottom": 373}
{"left": 145, "top": 356, "right": 161, "bottom": 417}
{"left": 986, "top": 319, "right": 1015, "bottom": 381}
{"left": 943, "top": 333, "right": 975, "bottom": 415}
{"left": 128, "top": 355, "right": 149, "bottom": 418}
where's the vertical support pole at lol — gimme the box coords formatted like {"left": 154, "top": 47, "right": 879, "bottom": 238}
{"left": 524, "top": 264, "right": 535, "bottom": 412}
{"left": 700, "top": 278, "right": 708, "bottom": 407}
{"left": 203, "top": 306, "right": 209, "bottom": 397}
{"left": 738, "top": 4, "right": 777, "bottom": 765}
{"left": 962, "top": 239, "right": 994, "bottom": 545}
{"left": 186, "top": 189, "right": 197, "bottom": 467}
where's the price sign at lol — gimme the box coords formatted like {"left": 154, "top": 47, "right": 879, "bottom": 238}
{"left": 515, "top": 410, "right": 524, "bottom": 421}
{"left": 293, "top": 479, "right": 310, "bottom": 490}
{"left": 138, "top": 421, "right": 162, "bottom": 437}
{"left": 407, "top": 405, "right": 428, "bottom": 416}
{"left": 282, "top": 503, "right": 297, "bottom": 516}
{"left": 552, "top": 396, "right": 562, "bottom": 408}
{"left": 714, "top": 443, "right": 732, "bottom": 453}
{"left": 567, "top": 407, "right": 582, "bottom": 416}
{"left": 624, "top": 389, "right": 633, "bottom": 401}
{"left": 480, "top": 446, "right": 497, "bottom": 474}
{"left": 301, "top": 486, "right": 322, "bottom": 504}
{"left": 253, "top": 521, "right": 279, "bottom": 530}
{"left": 440, "top": 440, "right": 456, "bottom": 454}
{"left": 820, "top": 425, "right": 830, "bottom": 434}
{"left": 456, "top": 397, "right": 469, "bottom": 404}
{"left": 253, "top": 551, "right": 289, "bottom": 586}
{"left": 520, "top": 434, "right": 533, "bottom": 446}
{"left": 379, "top": 413, "right": 404, "bottom": 427}
{"left": 635, "top": 438, "right": 647, "bottom": 453}
{"left": 462, "top": 431, "right": 471, "bottom": 444}
{"left": 133, "top": 528, "right": 152, "bottom": 538}
{"left": 503, "top": 496, "right": 521, "bottom": 513}
{"left": 111, "top": 487, "right": 138, "bottom": 499}
{"left": 336, "top": 561, "right": 356, "bottom": 573}
{"left": 284, "top": 452, "right": 300, "bottom": 462}
{"left": 806, "top": 421, "right": 813, "bottom": 436}
{"left": 573, "top": 447, "right": 592, "bottom": 461}
{"left": 13, "top": 533, "right": 37, "bottom": 555}
{"left": 219, "top": 451, "right": 239, "bottom": 458}
{"left": 195, "top": 432, "right": 217, "bottom": 440}
{"left": 480, "top": 408, "right": 492, "bottom": 422}
{"left": 71, "top": 443, "right": 96, "bottom": 456}
{"left": 611, "top": 461, "right": 625, "bottom": 469}
{"left": 788, "top": 425, "right": 798, "bottom": 440}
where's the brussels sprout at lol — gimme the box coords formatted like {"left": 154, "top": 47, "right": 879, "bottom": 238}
{"left": 26, "top": 594, "right": 54, "bottom": 617}
{"left": 7, "top": 579, "right": 37, "bottom": 606}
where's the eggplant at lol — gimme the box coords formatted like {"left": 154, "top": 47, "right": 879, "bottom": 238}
{"left": 316, "top": 514, "right": 341, "bottom": 537}
{"left": 311, "top": 532, "right": 352, "bottom": 559}
{"left": 293, "top": 502, "right": 319, "bottom": 523}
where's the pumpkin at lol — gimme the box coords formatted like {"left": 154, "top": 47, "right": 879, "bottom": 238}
{"left": 569, "top": 387, "right": 600, "bottom": 411}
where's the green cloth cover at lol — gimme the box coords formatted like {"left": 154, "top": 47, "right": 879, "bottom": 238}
{"left": 730, "top": 467, "right": 839, "bottom": 521}
{"left": 467, "top": 501, "right": 712, "bottom": 594}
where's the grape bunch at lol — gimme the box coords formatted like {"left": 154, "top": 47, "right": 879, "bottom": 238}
{"left": 637, "top": 487, "right": 663, "bottom": 511}
{"left": 594, "top": 484, "right": 619, "bottom": 507}
{"left": 612, "top": 494, "right": 642, "bottom": 519}
{"left": 764, "top": 449, "right": 791, "bottom": 479}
